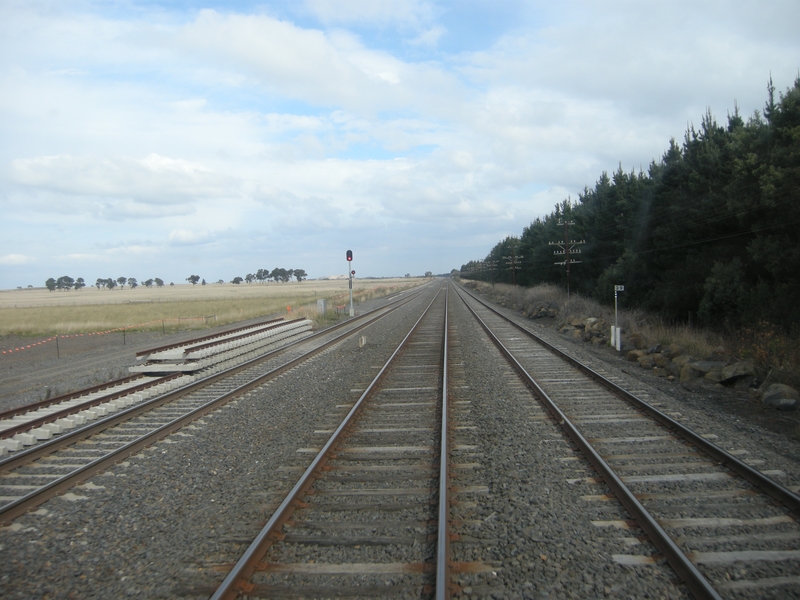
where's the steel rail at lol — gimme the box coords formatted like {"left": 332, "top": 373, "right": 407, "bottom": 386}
{"left": 0, "top": 373, "right": 152, "bottom": 421}
{"left": 0, "top": 293, "right": 421, "bottom": 523}
{"left": 454, "top": 285, "right": 722, "bottom": 600}
{"left": 0, "top": 374, "right": 183, "bottom": 440}
{"left": 456, "top": 283, "right": 800, "bottom": 514}
{"left": 210, "top": 284, "right": 445, "bottom": 600}
{"left": 436, "top": 283, "right": 451, "bottom": 600}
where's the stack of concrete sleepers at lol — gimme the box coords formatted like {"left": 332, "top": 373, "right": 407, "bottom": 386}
{"left": 130, "top": 318, "right": 313, "bottom": 375}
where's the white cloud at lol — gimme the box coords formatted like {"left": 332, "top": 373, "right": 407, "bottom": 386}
{"left": 168, "top": 229, "right": 212, "bottom": 245}
{"left": 178, "top": 11, "right": 376, "bottom": 109}
{"left": 303, "top": 0, "right": 435, "bottom": 28}
{"left": 9, "top": 154, "right": 239, "bottom": 207}
{"left": 175, "top": 10, "right": 462, "bottom": 117}
{"left": 407, "top": 26, "right": 446, "bottom": 48}
{"left": 105, "top": 244, "right": 162, "bottom": 257}
{"left": 61, "top": 254, "right": 100, "bottom": 261}
{"left": 462, "top": 1, "right": 800, "bottom": 124}
{"left": 0, "top": 254, "right": 33, "bottom": 265}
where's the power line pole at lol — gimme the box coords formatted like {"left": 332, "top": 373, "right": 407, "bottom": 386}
{"left": 549, "top": 220, "right": 585, "bottom": 298}
{"left": 503, "top": 247, "right": 522, "bottom": 286}
{"left": 484, "top": 260, "right": 498, "bottom": 286}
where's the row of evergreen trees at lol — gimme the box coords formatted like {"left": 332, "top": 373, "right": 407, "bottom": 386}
{"left": 461, "top": 77, "right": 800, "bottom": 332}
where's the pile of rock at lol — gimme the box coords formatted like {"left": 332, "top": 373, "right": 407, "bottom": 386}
{"left": 627, "top": 344, "right": 751, "bottom": 385}
{"left": 558, "top": 315, "right": 611, "bottom": 346}
{"left": 523, "top": 303, "right": 559, "bottom": 319}
{"left": 626, "top": 344, "right": 798, "bottom": 411}
{"left": 556, "top": 315, "right": 799, "bottom": 412}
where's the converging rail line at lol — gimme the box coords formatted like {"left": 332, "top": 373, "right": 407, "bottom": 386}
{"left": 0, "top": 289, "right": 425, "bottom": 524}
{"left": 210, "top": 283, "right": 483, "bottom": 599}
{"left": 454, "top": 283, "right": 800, "bottom": 599}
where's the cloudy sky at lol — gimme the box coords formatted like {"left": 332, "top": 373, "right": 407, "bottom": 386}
{"left": 1, "top": 0, "right": 798, "bottom": 288}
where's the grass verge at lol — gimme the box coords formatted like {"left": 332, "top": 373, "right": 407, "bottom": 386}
{"left": 0, "top": 281, "right": 421, "bottom": 337}
{"left": 460, "top": 279, "right": 799, "bottom": 379}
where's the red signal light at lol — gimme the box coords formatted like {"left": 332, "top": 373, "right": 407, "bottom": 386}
{"left": 346, "top": 250, "right": 353, "bottom": 262}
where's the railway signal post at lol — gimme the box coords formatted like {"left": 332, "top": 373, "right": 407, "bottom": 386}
{"left": 346, "top": 250, "right": 354, "bottom": 316}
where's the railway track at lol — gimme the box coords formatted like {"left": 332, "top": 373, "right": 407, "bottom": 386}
{"left": 0, "top": 288, "right": 425, "bottom": 524}
{"left": 454, "top": 283, "right": 800, "bottom": 599}
{"left": 209, "top": 282, "right": 477, "bottom": 599}
{"left": 3, "top": 280, "right": 799, "bottom": 598}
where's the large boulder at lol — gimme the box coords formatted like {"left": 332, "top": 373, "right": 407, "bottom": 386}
{"left": 680, "top": 362, "right": 703, "bottom": 382}
{"left": 584, "top": 318, "right": 609, "bottom": 334}
{"left": 704, "top": 369, "right": 726, "bottom": 384}
{"left": 763, "top": 384, "right": 800, "bottom": 411}
{"left": 638, "top": 355, "right": 655, "bottom": 369}
{"left": 669, "top": 344, "right": 686, "bottom": 358}
{"left": 652, "top": 353, "right": 670, "bottom": 368}
{"left": 680, "top": 361, "right": 727, "bottom": 383}
{"left": 774, "top": 399, "right": 799, "bottom": 411}
{"left": 672, "top": 355, "right": 696, "bottom": 369}
{"left": 692, "top": 361, "right": 728, "bottom": 374}
{"left": 667, "top": 360, "right": 682, "bottom": 378}
{"left": 627, "top": 349, "right": 647, "bottom": 362}
{"left": 530, "top": 305, "right": 558, "bottom": 319}
{"left": 720, "top": 360, "right": 757, "bottom": 387}
{"left": 624, "top": 333, "right": 648, "bottom": 351}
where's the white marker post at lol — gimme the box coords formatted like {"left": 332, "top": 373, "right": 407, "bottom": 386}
{"left": 613, "top": 285, "right": 624, "bottom": 351}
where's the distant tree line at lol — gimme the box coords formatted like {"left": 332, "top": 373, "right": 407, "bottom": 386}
{"left": 461, "top": 77, "right": 800, "bottom": 333}
{"left": 44, "top": 276, "right": 85, "bottom": 291}
{"left": 45, "top": 268, "right": 309, "bottom": 291}
{"left": 235, "top": 268, "right": 307, "bottom": 284}
{"left": 45, "top": 276, "right": 166, "bottom": 291}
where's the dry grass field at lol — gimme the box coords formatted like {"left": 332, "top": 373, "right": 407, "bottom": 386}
{"left": 0, "top": 278, "right": 424, "bottom": 337}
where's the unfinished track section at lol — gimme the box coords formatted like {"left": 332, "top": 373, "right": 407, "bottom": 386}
{"left": 0, "top": 318, "right": 312, "bottom": 455}
{"left": 454, "top": 283, "right": 800, "bottom": 600}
